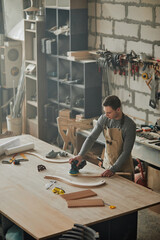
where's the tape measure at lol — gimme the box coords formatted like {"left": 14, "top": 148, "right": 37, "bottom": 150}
{"left": 52, "top": 187, "right": 65, "bottom": 195}
{"left": 142, "top": 72, "right": 148, "bottom": 79}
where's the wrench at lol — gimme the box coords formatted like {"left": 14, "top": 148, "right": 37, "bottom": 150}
{"left": 149, "top": 70, "right": 157, "bottom": 109}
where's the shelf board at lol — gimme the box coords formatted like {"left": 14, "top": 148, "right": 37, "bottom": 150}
{"left": 46, "top": 6, "right": 70, "bottom": 10}
{"left": 26, "top": 74, "right": 37, "bottom": 80}
{"left": 72, "top": 106, "right": 84, "bottom": 113}
{"left": 28, "top": 118, "right": 38, "bottom": 125}
{"left": 58, "top": 81, "right": 84, "bottom": 89}
{"left": 59, "top": 102, "right": 71, "bottom": 108}
{"left": 58, "top": 55, "right": 68, "bottom": 60}
{"left": 48, "top": 54, "right": 58, "bottom": 58}
{"left": 49, "top": 122, "right": 58, "bottom": 127}
{"left": 24, "top": 19, "right": 36, "bottom": 23}
{"left": 25, "top": 29, "right": 36, "bottom": 33}
{"left": 71, "top": 83, "right": 84, "bottom": 88}
{"left": 59, "top": 79, "right": 70, "bottom": 84}
{"left": 58, "top": 55, "right": 97, "bottom": 63}
{"left": 48, "top": 98, "right": 58, "bottom": 104}
{"left": 27, "top": 100, "right": 38, "bottom": 108}
{"left": 25, "top": 60, "right": 37, "bottom": 65}
{"left": 48, "top": 76, "right": 58, "bottom": 81}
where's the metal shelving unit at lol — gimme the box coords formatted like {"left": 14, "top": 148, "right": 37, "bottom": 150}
{"left": 44, "top": 0, "right": 102, "bottom": 143}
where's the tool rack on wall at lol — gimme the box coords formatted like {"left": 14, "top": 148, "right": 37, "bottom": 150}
{"left": 44, "top": 0, "right": 102, "bottom": 143}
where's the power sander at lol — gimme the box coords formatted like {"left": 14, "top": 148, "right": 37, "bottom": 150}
{"left": 69, "top": 160, "right": 87, "bottom": 175}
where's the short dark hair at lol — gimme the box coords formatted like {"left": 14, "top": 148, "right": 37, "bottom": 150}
{"left": 102, "top": 95, "right": 121, "bottom": 110}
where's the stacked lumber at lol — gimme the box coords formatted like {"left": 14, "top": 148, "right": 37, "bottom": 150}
{"left": 67, "top": 51, "right": 95, "bottom": 61}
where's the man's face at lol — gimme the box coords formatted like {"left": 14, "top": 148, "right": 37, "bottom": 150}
{"left": 103, "top": 106, "right": 120, "bottom": 120}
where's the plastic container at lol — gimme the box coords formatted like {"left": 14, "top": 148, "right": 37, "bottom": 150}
{"left": 6, "top": 115, "right": 22, "bottom": 135}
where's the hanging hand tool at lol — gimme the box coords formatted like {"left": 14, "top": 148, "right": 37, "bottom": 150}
{"left": 132, "top": 64, "right": 136, "bottom": 80}
{"left": 52, "top": 187, "right": 65, "bottom": 195}
{"left": 135, "top": 64, "right": 139, "bottom": 80}
{"left": 142, "top": 73, "right": 152, "bottom": 90}
{"left": 149, "top": 70, "right": 157, "bottom": 109}
{"left": 142, "top": 72, "right": 148, "bottom": 80}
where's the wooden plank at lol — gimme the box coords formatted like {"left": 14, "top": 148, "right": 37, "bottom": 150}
{"left": 66, "top": 50, "right": 95, "bottom": 61}
{"left": 61, "top": 189, "right": 97, "bottom": 201}
{"left": 59, "top": 109, "right": 71, "bottom": 118}
{"left": 75, "top": 172, "right": 132, "bottom": 177}
{"left": 67, "top": 199, "right": 105, "bottom": 208}
{"left": 67, "top": 50, "right": 90, "bottom": 57}
{"left": 44, "top": 175, "right": 106, "bottom": 188}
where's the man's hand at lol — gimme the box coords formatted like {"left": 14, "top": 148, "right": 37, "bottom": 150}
{"left": 101, "top": 169, "right": 115, "bottom": 177}
{"left": 69, "top": 155, "right": 83, "bottom": 167}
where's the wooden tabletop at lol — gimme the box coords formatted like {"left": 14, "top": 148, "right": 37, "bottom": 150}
{"left": 0, "top": 134, "right": 160, "bottom": 239}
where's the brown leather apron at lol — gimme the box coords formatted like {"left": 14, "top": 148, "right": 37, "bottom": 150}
{"left": 103, "top": 127, "right": 134, "bottom": 180}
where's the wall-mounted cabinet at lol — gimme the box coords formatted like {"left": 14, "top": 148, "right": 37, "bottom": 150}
{"left": 24, "top": 20, "right": 47, "bottom": 140}
{"left": 44, "top": 0, "right": 102, "bottom": 143}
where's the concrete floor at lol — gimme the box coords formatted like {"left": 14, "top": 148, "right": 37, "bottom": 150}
{"left": 137, "top": 208, "right": 160, "bottom": 240}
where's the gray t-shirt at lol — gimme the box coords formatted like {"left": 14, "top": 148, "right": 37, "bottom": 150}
{"left": 79, "top": 113, "right": 136, "bottom": 172}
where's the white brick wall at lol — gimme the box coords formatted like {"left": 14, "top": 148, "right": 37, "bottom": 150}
{"left": 115, "top": 22, "right": 139, "bottom": 38}
{"left": 91, "top": 18, "right": 96, "bottom": 33}
{"left": 88, "top": 34, "right": 100, "bottom": 49}
{"left": 116, "top": 0, "right": 138, "bottom": 2}
{"left": 127, "top": 41, "right": 153, "bottom": 55}
{"left": 154, "top": 45, "right": 160, "bottom": 59}
{"left": 88, "top": 2, "right": 95, "bottom": 17}
{"left": 148, "top": 114, "right": 160, "bottom": 125}
{"left": 97, "top": 3, "right": 101, "bottom": 18}
{"left": 135, "top": 92, "right": 151, "bottom": 110}
{"left": 112, "top": 87, "right": 132, "bottom": 104}
{"left": 129, "top": 76, "right": 150, "bottom": 94}
{"left": 88, "top": 0, "right": 160, "bottom": 123}
{"left": 102, "top": 3, "right": 125, "bottom": 20}
{"left": 123, "top": 105, "right": 147, "bottom": 125}
{"left": 96, "top": 19, "right": 113, "bottom": 35}
{"left": 156, "top": 7, "right": 160, "bottom": 23}
{"left": 103, "top": 37, "right": 125, "bottom": 52}
{"left": 128, "top": 6, "right": 152, "bottom": 22}
{"left": 141, "top": 25, "right": 160, "bottom": 42}
{"left": 111, "top": 73, "right": 126, "bottom": 87}
{"left": 88, "top": 34, "right": 101, "bottom": 49}
{"left": 149, "top": 103, "right": 160, "bottom": 113}
{"left": 88, "top": 2, "right": 101, "bottom": 18}
{"left": 141, "top": 0, "right": 160, "bottom": 5}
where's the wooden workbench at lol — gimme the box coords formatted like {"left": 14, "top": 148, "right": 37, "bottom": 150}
{"left": 76, "top": 129, "right": 160, "bottom": 168}
{"left": 0, "top": 134, "right": 160, "bottom": 240}
{"left": 132, "top": 135, "right": 160, "bottom": 168}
